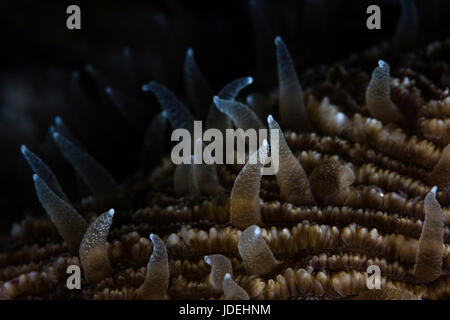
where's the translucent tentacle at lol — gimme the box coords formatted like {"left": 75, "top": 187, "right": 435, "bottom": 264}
{"left": 238, "top": 225, "right": 281, "bottom": 275}
{"left": 193, "top": 138, "right": 224, "bottom": 196}
{"left": 204, "top": 254, "right": 233, "bottom": 291}
{"left": 52, "top": 132, "right": 129, "bottom": 209}
{"left": 309, "top": 160, "right": 355, "bottom": 205}
{"left": 174, "top": 155, "right": 201, "bottom": 197}
{"left": 32, "top": 174, "right": 87, "bottom": 254}
{"left": 223, "top": 273, "right": 250, "bottom": 300}
{"left": 427, "top": 143, "right": 450, "bottom": 188}
{"left": 213, "top": 97, "right": 264, "bottom": 131}
{"left": 206, "top": 77, "right": 253, "bottom": 132}
{"left": 230, "top": 140, "right": 269, "bottom": 229}
{"left": 365, "top": 60, "right": 407, "bottom": 126}
{"left": 53, "top": 117, "right": 83, "bottom": 149}
{"left": 137, "top": 234, "right": 169, "bottom": 299}
{"left": 79, "top": 209, "right": 115, "bottom": 283}
{"left": 142, "top": 81, "right": 195, "bottom": 133}
{"left": 275, "top": 36, "right": 312, "bottom": 132}
{"left": 21, "top": 145, "right": 69, "bottom": 203}
{"left": 414, "top": 186, "right": 444, "bottom": 283}
{"left": 267, "top": 115, "right": 315, "bottom": 205}
{"left": 184, "top": 48, "right": 214, "bottom": 117}
{"left": 141, "top": 111, "right": 168, "bottom": 171}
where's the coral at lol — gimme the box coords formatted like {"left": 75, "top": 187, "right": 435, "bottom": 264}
{"left": 2, "top": 24, "right": 450, "bottom": 301}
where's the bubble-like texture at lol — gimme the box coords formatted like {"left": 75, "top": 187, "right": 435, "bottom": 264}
{"left": 79, "top": 209, "right": 115, "bottom": 283}
{"left": 230, "top": 141, "right": 269, "bottom": 229}
{"left": 267, "top": 115, "right": 315, "bottom": 205}
{"left": 204, "top": 254, "right": 233, "bottom": 291}
{"left": 137, "top": 234, "right": 169, "bottom": 299}
{"left": 237, "top": 225, "right": 280, "bottom": 275}
{"left": 414, "top": 186, "right": 444, "bottom": 283}
{"left": 365, "top": 60, "right": 407, "bottom": 126}
{"left": 223, "top": 273, "right": 250, "bottom": 300}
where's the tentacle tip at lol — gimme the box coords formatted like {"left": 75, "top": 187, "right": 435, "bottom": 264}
{"left": 32, "top": 174, "right": 39, "bottom": 182}
{"left": 246, "top": 77, "right": 253, "bottom": 84}
{"left": 20, "top": 144, "right": 27, "bottom": 155}
{"left": 274, "top": 35, "right": 282, "bottom": 45}
{"left": 262, "top": 139, "right": 269, "bottom": 149}
{"left": 431, "top": 186, "right": 438, "bottom": 194}
{"left": 204, "top": 256, "right": 211, "bottom": 265}
{"left": 213, "top": 96, "right": 220, "bottom": 104}
{"left": 378, "top": 60, "right": 387, "bottom": 68}
{"left": 54, "top": 116, "right": 63, "bottom": 125}
{"left": 52, "top": 131, "right": 60, "bottom": 141}
{"left": 253, "top": 225, "right": 262, "bottom": 236}
{"left": 224, "top": 273, "right": 231, "bottom": 280}
{"left": 105, "top": 87, "right": 112, "bottom": 95}
{"left": 149, "top": 233, "right": 155, "bottom": 241}
{"left": 267, "top": 114, "right": 274, "bottom": 124}
{"left": 84, "top": 64, "right": 94, "bottom": 73}
{"left": 187, "top": 47, "right": 194, "bottom": 56}
{"left": 107, "top": 209, "right": 115, "bottom": 217}
{"left": 142, "top": 81, "right": 158, "bottom": 93}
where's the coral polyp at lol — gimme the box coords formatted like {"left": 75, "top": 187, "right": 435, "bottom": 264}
{"left": 2, "top": 2, "right": 450, "bottom": 300}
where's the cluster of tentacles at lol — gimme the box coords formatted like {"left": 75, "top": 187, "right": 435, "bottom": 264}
{"left": 2, "top": 23, "right": 450, "bottom": 299}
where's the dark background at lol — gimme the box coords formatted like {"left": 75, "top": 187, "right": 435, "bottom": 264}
{"left": 1, "top": 0, "right": 449, "bottom": 238}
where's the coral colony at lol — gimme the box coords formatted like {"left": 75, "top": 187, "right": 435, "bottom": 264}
{"left": 1, "top": 1, "right": 450, "bottom": 300}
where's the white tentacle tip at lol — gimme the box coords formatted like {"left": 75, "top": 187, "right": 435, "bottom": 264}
{"left": 378, "top": 60, "right": 387, "bottom": 68}
{"left": 107, "top": 209, "right": 115, "bottom": 217}
{"left": 267, "top": 114, "right": 274, "bottom": 124}
{"left": 274, "top": 36, "right": 282, "bottom": 45}
{"left": 254, "top": 225, "right": 262, "bottom": 236}
{"left": 204, "top": 256, "right": 211, "bottom": 265}
{"left": 187, "top": 48, "right": 194, "bottom": 56}
{"left": 52, "top": 132, "right": 60, "bottom": 140}
{"left": 224, "top": 273, "right": 232, "bottom": 280}
{"left": 54, "top": 116, "right": 63, "bottom": 125}
{"left": 20, "top": 144, "right": 27, "bottom": 154}
{"left": 141, "top": 84, "right": 150, "bottom": 92}
{"left": 246, "top": 77, "right": 253, "bottom": 84}
{"left": 32, "top": 174, "right": 39, "bottom": 182}
{"left": 430, "top": 186, "right": 438, "bottom": 195}
{"left": 213, "top": 96, "right": 220, "bottom": 104}
{"left": 105, "top": 87, "right": 112, "bottom": 95}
